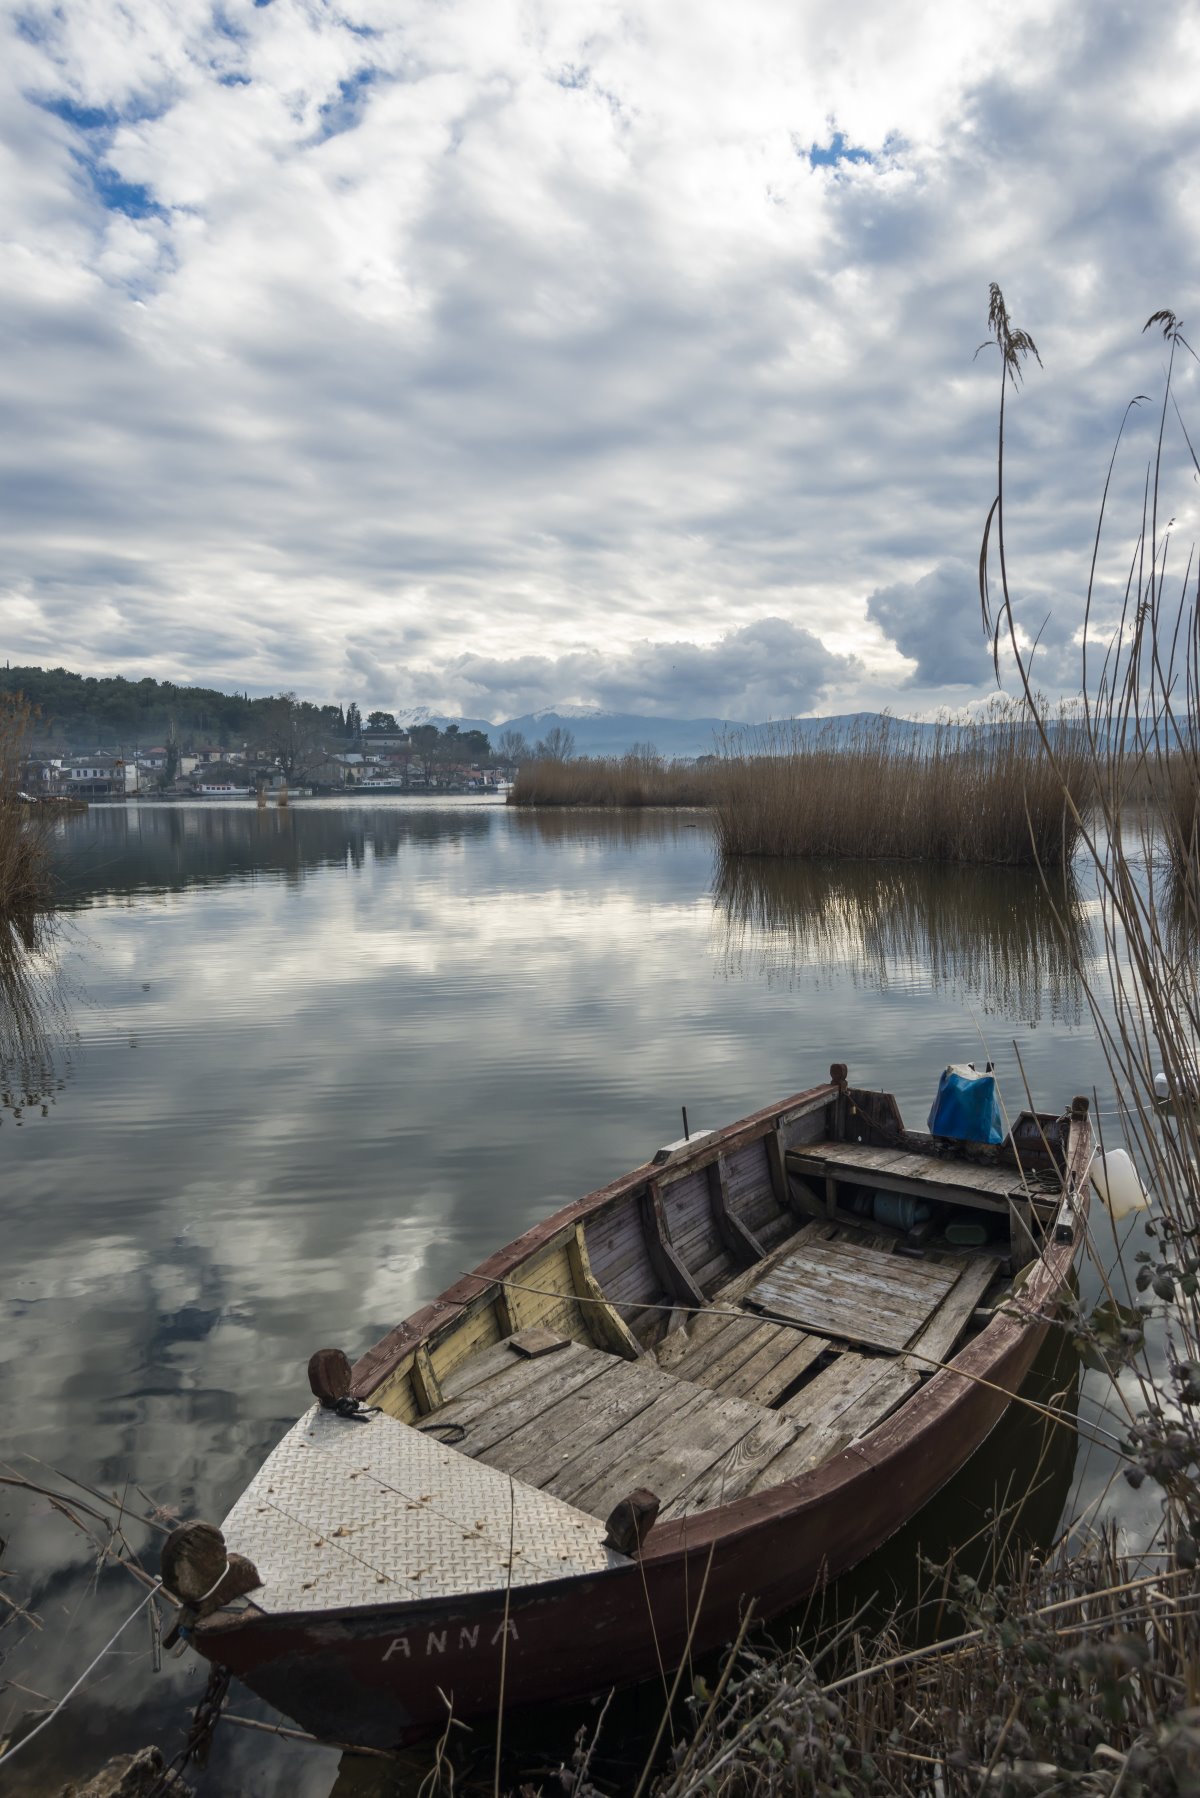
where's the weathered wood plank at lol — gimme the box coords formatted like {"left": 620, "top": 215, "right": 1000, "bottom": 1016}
{"left": 748, "top": 1265, "right": 949, "bottom": 1354}
{"left": 776, "top": 1351, "right": 914, "bottom": 1432}
{"left": 903, "top": 1254, "right": 1002, "bottom": 1370}
{"left": 724, "top": 1326, "right": 829, "bottom": 1406}
{"left": 661, "top": 1411, "right": 801, "bottom": 1518}
{"left": 558, "top": 1383, "right": 782, "bottom": 1518}
{"left": 675, "top": 1319, "right": 782, "bottom": 1391}
{"left": 438, "top": 1338, "right": 529, "bottom": 1404}
{"left": 787, "top": 1141, "right": 1046, "bottom": 1204}
{"left": 710, "top": 1220, "right": 834, "bottom": 1307}
{"left": 747, "top": 1238, "right": 958, "bottom": 1353}
{"left": 566, "top": 1222, "right": 643, "bottom": 1360}
{"left": 757, "top": 1360, "right": 921, "bottom": 1490}
{"left": 667, "top": 1314, "right": 763, "bottom": 1383}
{"left": 662, "top": 1168, "right": 730, "bottom": 1289}
{"left": 547, "top": 1383, "right": 719, "bottom": 1510}
{"left": 797, "top": 1236, "right": 960, "bottom": 1288}
{"left": 585, "top": 1202, "right": 661, "bottom": 1312}
{"left": 707, "top": 1158, "right": 764, "bottom": 1265}
{"left": 432, "top": 1342, "right": 613, "bottom": 1457}
{"left": 644, "top": 1182, "right": 707, "bottom": 1306}
{"left": 490, "top": 1357, "right": 677, "bottom": 1488}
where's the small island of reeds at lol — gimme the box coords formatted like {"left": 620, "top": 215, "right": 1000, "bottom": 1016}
{"left": 510, "top": 700, "right": 1089, "bottom": 870}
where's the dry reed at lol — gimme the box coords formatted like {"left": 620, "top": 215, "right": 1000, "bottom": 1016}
{"left": 652, "top": 1531, "right": 1200, "bottom": 1796}
{"left": 712, "top": 701, "right": 1090, "bottom": 866}
{"left": 510, "top": 748, "right": 717, "bottom": 807}
{"left": 0, "top": 694, "right": 48, "bottom": 944}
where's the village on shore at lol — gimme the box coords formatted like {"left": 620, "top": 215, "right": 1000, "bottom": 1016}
{"left": 19, "top": 713, "right": 518, "bottom": 801}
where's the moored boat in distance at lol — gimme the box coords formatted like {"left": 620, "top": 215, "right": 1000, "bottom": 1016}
{"left": 175, "top": 1066, "right": 1093, "bottom": 1748}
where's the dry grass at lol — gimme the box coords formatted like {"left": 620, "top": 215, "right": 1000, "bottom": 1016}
{"left": 0, "top": 695, "right": 49, "bottom": 950}
{"left": 711, "top": 701, "right": 1090, "bottom": 867}
{"left": 650, "top": 1532, "right": 1200, "bottom": 1797}
{"left": 509, "top": 748, "right": 717, "bottom": 807}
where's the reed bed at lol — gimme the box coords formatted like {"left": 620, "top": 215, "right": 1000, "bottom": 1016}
{"left": 711, "top": 702, "right": 1090, "bottom": 867}
{"left": 510, "top": 749, "right": 717, "bottom": 807}
{"left": 646, "top": 1534, "right": 1200, "bottom": 1797}
{"left": 0, "top": 694, "right": 48, "bottom": 946}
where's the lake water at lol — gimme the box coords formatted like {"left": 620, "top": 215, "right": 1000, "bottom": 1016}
{"left": 0, "top": 800, "right": 1143, "bottom": 1794}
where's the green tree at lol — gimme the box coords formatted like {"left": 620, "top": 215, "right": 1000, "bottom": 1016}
{"left": 366, "top": 710, "right": 399, "bottom": 733}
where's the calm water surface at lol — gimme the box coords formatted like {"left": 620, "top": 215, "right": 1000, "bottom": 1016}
{"left": 0, "top": 800, "right": 1141, "bottom": 1794}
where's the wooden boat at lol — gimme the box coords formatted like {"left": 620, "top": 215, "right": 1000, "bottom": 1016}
{"left": 183, "top": 1067, "right": 1093, "bottom": 1748}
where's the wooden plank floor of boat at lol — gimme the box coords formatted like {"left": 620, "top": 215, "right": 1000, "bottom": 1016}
{"left": 430, "top": 1222, "right": 1003, "bottom": 1523}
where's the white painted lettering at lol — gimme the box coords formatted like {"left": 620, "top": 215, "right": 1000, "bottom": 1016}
{"left": 490, "top": 1619, "right": 520, "bottom": 1646}
{"left": 458, "top": 1625, "right": 480, "bottom": 1649}
{"left": 382, "top": 1636, "right": 411, "bottom": 1662}
{"left": 426, "top": 1630, "right": 448, "bottom": 1655}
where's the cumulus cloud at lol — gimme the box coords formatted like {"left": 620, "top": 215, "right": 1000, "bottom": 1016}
{"left": 0, "top": 0, "right": 1198, "bottom": 716}
{"left": 866, "top": 562, "right": 990, "bottom": 686}
{"left": 427, "top": 618, "right": 859, "bottom": 719}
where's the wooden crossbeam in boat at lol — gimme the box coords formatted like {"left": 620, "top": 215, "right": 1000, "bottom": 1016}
{"left": 786, "top": 1142, "right": 1041, "bottom": 1213}
{"left": 707, "top": 1157, "right": 764, "bottom": 1264}
{"left": 643, "top": 1180, "right": 707, "bottom": 1308}
{"left": 565, "top": 1222, "right": 643, "bottom": 1360}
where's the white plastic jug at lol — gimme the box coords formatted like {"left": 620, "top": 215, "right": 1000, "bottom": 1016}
{"left": 1091, "top": 1148, "right": 1150, "bottom": 1221}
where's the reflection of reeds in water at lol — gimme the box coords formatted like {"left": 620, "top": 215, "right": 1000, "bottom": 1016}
{"left": 715, "top": 855, "right": 1087, "bottom": 1022}
{"left": 508, "top": 807, "right": 711, "bottom": 851}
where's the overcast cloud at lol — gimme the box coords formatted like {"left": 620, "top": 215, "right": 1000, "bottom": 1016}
{"left": 2, "top": 0, "right": 1199, "bottom": 720}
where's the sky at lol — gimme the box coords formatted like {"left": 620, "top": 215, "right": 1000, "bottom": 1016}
{"left": 2, "top": 0, "right": 1199, "bottom": 724}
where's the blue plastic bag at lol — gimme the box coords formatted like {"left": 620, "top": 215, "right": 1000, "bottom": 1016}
{"left": 927, "top": 1065, "right": 1004, "bottom": 1144}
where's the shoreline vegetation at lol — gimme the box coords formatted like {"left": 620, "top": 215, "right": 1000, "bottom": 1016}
{"left": 510, "top": 701, "right": 1092, "bottom": 870}
{"left": 0, "top": 695, "right": 49, "bottom": 956}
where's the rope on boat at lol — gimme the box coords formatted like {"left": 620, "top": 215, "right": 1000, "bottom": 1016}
{"left": 0, "top": 1580, "right": 164, "bottom": 1772}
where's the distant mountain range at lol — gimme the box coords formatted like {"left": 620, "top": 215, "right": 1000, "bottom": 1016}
{"left": 397, "top": 707, "right": 942, "bottom": 761}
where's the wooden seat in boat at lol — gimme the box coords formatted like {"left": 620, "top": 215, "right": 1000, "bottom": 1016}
{"left": 785, "top": 1139, "right": 1048, "bottom": 1214}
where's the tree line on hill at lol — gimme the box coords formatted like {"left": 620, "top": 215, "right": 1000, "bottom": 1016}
{"left": 0, "top": 666, "right": 494, "bottom": 770}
